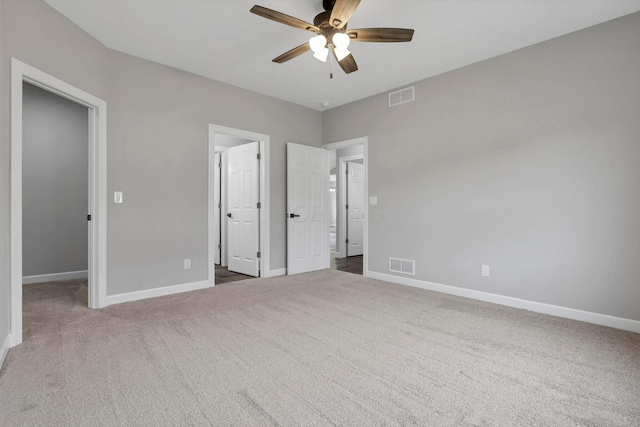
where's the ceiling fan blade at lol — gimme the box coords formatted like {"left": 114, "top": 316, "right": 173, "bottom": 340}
{"left": 347, "top": 28, "right": 415, "bottom": 43}
{"left": 273, "top": 43, "right": 311, "bottom": 63}
{"left": 332, "top": 47, "right": 358, "bottom": 74}
{"left": 250, "top": 5, "right": 319, "bottom": 33}
{"left": 329, "top": 0, "right": 361, "bottom": 29}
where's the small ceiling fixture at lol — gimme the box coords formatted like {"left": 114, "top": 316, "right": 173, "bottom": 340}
{"left": 250, "top": 0, "right": 414, "bottom": 75}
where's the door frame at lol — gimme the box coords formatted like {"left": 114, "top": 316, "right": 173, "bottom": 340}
{"left": 212, "top": 151, "right": 223, "bottom": 266}
{"left": 10, "top": 59, "right": 108, "bottom": 347}
{"left": 212, "top": 148, "right": 228, "bottom": 267}
{"left": 338, "top": 154, "right": 364, "bottom": 258}
{"left": 322, "top": 137, "right": 369, "bottom": 277}
{"left": 208, "top": 124, "right": 271, "bottom": 280}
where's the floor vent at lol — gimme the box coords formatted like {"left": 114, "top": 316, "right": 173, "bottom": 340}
{"left": 389, "top": 86, "right": 415, "bottom": 107}
{"left": 389, "top": 257, "right": 415, "bottom": 275}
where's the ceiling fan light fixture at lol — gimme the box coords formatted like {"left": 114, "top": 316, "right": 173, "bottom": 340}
{"left": 334, "top": 46, "right": 350, "bottom": 62}
{"left": 309, "top": 34, "right": 327, "bottom": 53}
{"left": 332, "top": 32, "right": 350, "bottom": 49}
{"left": 313, "top": 47, "right": 329, "bottom": 62}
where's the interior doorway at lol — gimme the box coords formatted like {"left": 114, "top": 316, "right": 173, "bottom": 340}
{"left": 208, "top": 125, "right": 271, "bottom": 284}
{"left": 10, "top": 59, "right": 107, "bottom": 347}
{"left": 21, "top": 82, "right": 90, "bottom": 337}
{"left": 323, "top": 137, "right": 368, "bottom": 276}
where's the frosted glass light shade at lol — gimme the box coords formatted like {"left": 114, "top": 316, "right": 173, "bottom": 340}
{"left": 332, "top": 32, "right": 350, "bottom": 49}
{"left": 334, "top": 47, "right": 350, "bottom": 61}
{"left": 309, "top": 35, "right": 327, "bottom": 53}
{"left": 313, "top": 47, "right": 329, "bottom": 62}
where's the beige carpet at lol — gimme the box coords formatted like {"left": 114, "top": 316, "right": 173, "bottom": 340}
{"left": 1, "top": 270, "right": 639, "bottom": 426}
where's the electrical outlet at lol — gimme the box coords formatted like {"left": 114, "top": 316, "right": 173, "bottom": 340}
{"left": 184, "top": 259, "right": 191, "bottom": 269}
{"left": 481, "top": 265, "right": 490, "bottom": 277}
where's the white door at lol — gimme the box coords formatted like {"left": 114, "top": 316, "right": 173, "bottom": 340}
{"left": 347, "top": 162, "right": 364, "bottom": 256}
{"left": 227, "top": 142, "right": 260, "bottom": 277}
{"left": 214, "top": 152, "right": 222, "bottom": 265}
{"left": 287, "top": 143, "right": 330, "bottom": 275}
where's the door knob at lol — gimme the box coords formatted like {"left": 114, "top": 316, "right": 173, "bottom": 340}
{"left": 227, "top": 213, "right": 232, "bottom": 218}
{"left": 289, "top": 213, "right": 300, "bottom": 218}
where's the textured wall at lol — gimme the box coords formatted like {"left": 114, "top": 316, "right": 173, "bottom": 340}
{"left": 323, "top": 13, "right": 640, "bottom": 321}
{"left": 22, "top": 82, "right": 88, "bottom": 276}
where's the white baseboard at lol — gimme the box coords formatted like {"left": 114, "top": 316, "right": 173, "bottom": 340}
{"left": 263, "top": 268, "right": 286, "bottom": 278}
{"left": 106, "top": 280, "right": 213, "bottom": 306}
{"left": 1, "top": 334, "right": 10, "bottom": 368}
{"left": 23, "top": 270, "right": 88, "bottom": 284}
{"left": 367, "top": 271, "right": 640, "bottom": 334}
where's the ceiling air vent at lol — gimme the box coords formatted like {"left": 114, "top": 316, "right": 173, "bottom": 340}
{"left": 389, "top": 86, "right": 414, "bottom": 107}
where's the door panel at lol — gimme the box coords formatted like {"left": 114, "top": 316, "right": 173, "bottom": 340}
{"left": 287, "top": 143, "right": 330, "bottom": 275}
{"left": 227, "top": 142, "right": 259, "bottom": 277}
{"left": 214, "top": 152, "right": 221, "bottom": 265}
{"left": 347, "top": 162, "right": 364, "bottom": 256}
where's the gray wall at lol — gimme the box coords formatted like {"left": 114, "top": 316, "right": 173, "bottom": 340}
{"left": 215, "top": 135, "right": 253, "bottom": 148}
{"left": 0, "top": 0, "right": 322, "bottom": 318}
{"left": 106, "top": 50, "right": 321, "bottom": 294}
{"left": 22, "top": 82, "right": 88, "bottom": 277}
{"left": 1, "top": 0, "right": 10, "bottom": 348}
{"left": 323, "top": 12, "right": 640, "bottom": 321}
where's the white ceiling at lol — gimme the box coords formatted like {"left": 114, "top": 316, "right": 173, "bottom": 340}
{"left": 43, "top": 0, "right": 640, "bottom": 111}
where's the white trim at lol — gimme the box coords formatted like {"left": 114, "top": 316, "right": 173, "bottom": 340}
{"left": 263, "top": 268, "right": 286, "bottom": 278}
{"left": 1, "top": 334, "right": 10, "bottom": 369}
{"left": 10, "top": 59, "right": 108, "bottom": 347}
{"left": 337, "top": 154, "right": 363, "bottom": 258}
{"left": 22, "top": 270, "right": 88, "bottom": 285}
{"left": 213, "top": 148, "right": 229, "bottom": 267}
{"left": 368, "top": 271, "right": 640, "bottom": 334}
{"left": 208, "top": 125, "right": 271, "bottom": 278}
{"left": 106, "top": 280, "right": 212, "bottom": 306}
{"left": 323, "top": 137, "right": 369, "bottom": 277}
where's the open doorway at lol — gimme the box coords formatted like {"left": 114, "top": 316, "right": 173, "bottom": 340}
{"left": 21, "top": 82, "right": 89, "bottom": 338}
{"left": 10, "top": 59, "right": 107, "bottom": 347}
{"left": 208, "top": 125, "right": 271, "bottom": 285}
{"left": 323, "top": 137, "right": 368, "bottom": 276}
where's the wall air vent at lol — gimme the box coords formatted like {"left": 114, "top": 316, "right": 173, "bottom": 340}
{"left": 389, "top": 257, "right": 415, "bottom": 275}
{"left": 389, "top": 86, "right": 415, "bottom": 107}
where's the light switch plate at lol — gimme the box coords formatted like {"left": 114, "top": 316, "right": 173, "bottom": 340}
{"left": 369, "top": 196, "right": 378, "bottom": 206}
{"left": 114, "top": 191, "right": 123, "bottom": 204}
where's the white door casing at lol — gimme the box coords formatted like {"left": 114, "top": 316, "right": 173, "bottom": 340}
{"left": 347, "top": 162, "right": 365, "bottom": 256}
{"left": 287, "top": 143, "right": 330, "bottom": 275}
{"left": 213, "top": 152, "right": 222, "bottom": 265}
{"left": 227, "top": 142, "right": 260, "bottom": 277}
{"left": 10, "top": 59, "right": 108, "bottom": 347}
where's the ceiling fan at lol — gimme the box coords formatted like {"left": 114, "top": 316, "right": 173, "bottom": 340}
{"left": 250, "top": 0, "right": 414, "bottom": 74}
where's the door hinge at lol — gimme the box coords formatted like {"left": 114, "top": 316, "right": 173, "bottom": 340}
{"left": 345, "top": 204, "right": 349, "bottom": 210}
{"left": 345, "top": 169, "right": 349, "bottom": 175}
{"left": 257, "top": 202, "right": 261, "bottom": 209}
{"left": 257, "top": 251, "right": 261, "bottom": 258}
{"left": 218, "top": 162, "right": 221, "bottom": 169}
{"left": 218, "top": 203, "right": 221, "bottom": 209}
{"left": 218, "top": 243, "right": 221, "bottom": 250}
{"left": 87, "top": 214, "right": 92, "bottom": 221}
{"left": 345, "top": 238, "right": 349, "bottom": 244}
{"left": 257, "top": 153, "right": 261, "bottom": 160}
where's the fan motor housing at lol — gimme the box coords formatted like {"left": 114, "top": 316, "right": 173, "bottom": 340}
{"left": 323, "top": 0, "right": 336, "bottom": 11}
